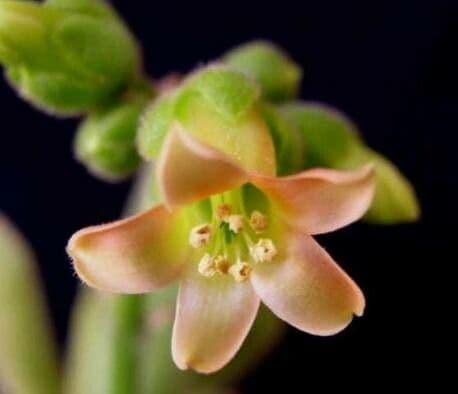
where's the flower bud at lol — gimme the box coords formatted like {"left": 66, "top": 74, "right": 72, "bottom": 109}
{"left": 282, "top": 102, "right": 420, "bottom": 224}
{"left": 223, "top": 41, "right": 302, "bottom": 102}
{"left": 0, "top": 0, "right": 141, "bottom": 115}
{"left": 340, "top": 148, "right": 421, "bottom": 224}
{"left": 74, "top": 94, "right": 148, "bottom": 181}
{"left": 281, "top": 102, "right": 362, "bottom": 167}
{"left": 138, "top": 65, "right": 277, "bottom": 176}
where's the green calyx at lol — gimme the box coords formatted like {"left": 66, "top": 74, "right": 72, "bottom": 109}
{"left": 223, "top": 41, "right": 302, "bottom": 102}
{"left": 282, "top": 102, "right": 420, "bottom": 224}
{"left": 0, "top": 0, "right": 141, "bottom": 115}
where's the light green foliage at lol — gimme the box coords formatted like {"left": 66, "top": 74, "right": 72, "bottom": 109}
{"left": 223, "top": 41, "right": 302, "bottom": 102}
{"left": 0, "top": 0, "right": 140, "bottom": 114}
{"left": 74, "top": 89, "right": 152, "bottom": 181}
{"left": 282, "top": 102, "right": 420, "bottom": 224}
{"left": 0, "top": 215, "right": 60, "bottom": 394}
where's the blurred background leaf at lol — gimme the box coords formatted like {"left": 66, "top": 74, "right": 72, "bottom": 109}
{"left": 0, "top": 214, "right": 60, "bottom": 394}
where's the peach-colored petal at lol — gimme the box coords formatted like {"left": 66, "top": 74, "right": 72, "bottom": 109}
{"left": 251, "top": 232, "right": 365, "bottom": 336}
{"left": 172, "top": 271, "right": 260, "bottom": 373}
{"left": 67, "top": 206, "right": 188, "bottom": 293}
{"left": 156, "top": 123, "right": 248, "bottom": 208}
{"left": 252, "top": 166, "right": 375, "bottom": 234}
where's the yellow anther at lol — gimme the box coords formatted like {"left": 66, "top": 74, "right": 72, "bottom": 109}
{"left": 227, "top": 214, "right": 244, "bottom": 233}
{"left": 250, "top": 210, "right": 268, "bottom": 233}
{"left": 216, "top": 204, "right": 232, "bottom": 220}
{"left": 189, "top": 223, "right": 212, "bottom": 248}
{"left": 229, "top": 260, "right": 252, "bottom": 282}
{"left": 250, "top": 238, "right": 277, "bottom": 263}
{"left": 214, "top": 255, "right": 230, "bottom": 274}
{"left": 198, "top": 253, "right": 216, "bottom": 277}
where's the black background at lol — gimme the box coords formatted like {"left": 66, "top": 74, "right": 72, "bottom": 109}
{"left": 1, "top": 0, "right": 455, "bottom": 391}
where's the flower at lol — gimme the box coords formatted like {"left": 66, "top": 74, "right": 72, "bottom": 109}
{"left": 67, "top": 122, "right": 375, "bottom": 374}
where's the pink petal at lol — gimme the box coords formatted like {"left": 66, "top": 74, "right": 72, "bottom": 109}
{"left": 172, "top": 271, "right": 260, "bottom": 373}
{"left": 156, "top": 123, "right": 248, "bottom": 208}
{"left": 251, "top": 232, "right": 365, "bottom": 336}
{"left": 67, "top": 206, "right": 188, "bottom": 293}
{"left": 252, "top": 166, "right": 375, "bottom": 234}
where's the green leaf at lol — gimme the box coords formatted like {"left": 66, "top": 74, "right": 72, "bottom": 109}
{"left": 224, "top": 41, "right": 302, "bottom": 102}
{"left": 282, "top": 102, "right": 420, "bottom": 224}
{"left": 0, "top": 214, "right": 60, "bottom": 394}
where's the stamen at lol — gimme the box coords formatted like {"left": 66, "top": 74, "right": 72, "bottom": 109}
{"left": 198, "top": 253, "right": 217, "bottom": 277}
{"left": 250, "top": 210, "right": 268, "bottom": 233}
{"left": 250, "top": 238, "right": 277, "bottom": 263}
{"left": 227, "top": 214, "right": 243, "bottom": 233}
{"left": 214, "top": 255, "right": 230, "bottom": 274}
{"left": 216, "top": 204, "right": 232, "bottom": 220}
{"left": 189, "top": 223, "right": 212, "bottom": 248}
{"left": 229, "top": 260, "right": 252, "bottom": 282}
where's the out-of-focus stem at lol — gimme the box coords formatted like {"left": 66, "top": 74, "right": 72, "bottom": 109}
{"left": 111, "top": 295, "right": 143, "bottom": 394}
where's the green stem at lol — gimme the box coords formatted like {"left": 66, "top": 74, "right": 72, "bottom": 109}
{"left": 111, "top": 295, "right": 143, "bottom": 394}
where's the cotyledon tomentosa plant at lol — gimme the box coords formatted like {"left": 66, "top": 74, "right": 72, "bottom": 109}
{"left": 0, "top": 0, "right": 420, "bottom": 392}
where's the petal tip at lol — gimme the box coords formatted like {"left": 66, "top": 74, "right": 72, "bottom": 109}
{"left": 156, "top": 122, "right": 247, "bottom": 207}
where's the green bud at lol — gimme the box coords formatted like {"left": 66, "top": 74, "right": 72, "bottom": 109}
{"left": 339, "top": 147, "right": 421, "bottom": 224}
{"left": 0, "top": 214, "right": 60, "bottom": 394}
{"left": 282, "top": 102, "right": 420, "bottom": 224}
{"left": 261, "top": 103, "right": 305, "bottom": 175}
{"left": 74, "top": 94, "right": 149, "bottom": 181}
{"left": 138, "top": 66, "right": 277, "bottom": 176}
{"left": 281, "top": 102, "right": 362, "bottom": 167}
{"left": 223, "top": 41, "right": 302, "bottom": 102}
{"left": 0, "top": 0, "right": 141, "bottom": 115}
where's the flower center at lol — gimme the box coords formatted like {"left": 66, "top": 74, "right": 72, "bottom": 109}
{"left": 188, "top": 190, "right": 277, "bottom": 282}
